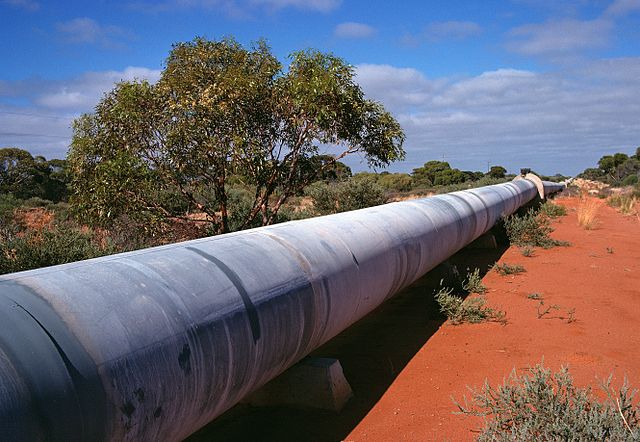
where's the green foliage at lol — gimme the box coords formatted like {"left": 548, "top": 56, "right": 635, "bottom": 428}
{"left": 455, "top": 363, "right": 640, "bottom": 441}
{"left": 306, "top": 176, "right": 386, "bottom": 215}
{"left": 623, "top": 175, "right": 639, "bottom": 186}
{"left": 520, "top": 246, "right": 535, "bottom": 257}
{"left": 504, "top": 208, "right": 569, "bottom": 248}
{"left": 462, "top": 268, "right": 487, "bottom": 294}
{"left": 579, "top": 150, "right": 640, "bottom": 186}
{"left": 0, "top": 148, "right": 68, "bottom": 202}
{"left": 0, "top": 225, "right": 115, "bottom": 275}
{"left": 536, "top": 301, "right": 561, "bottom": 319}
{"left": 0, "top": 193, "right": 21, "bottom": 223}
{"left": 433, "top": 176, "right": 509, "bottom": 194}
{"left": 68, "top": 37, "right": 404, "bottom": 234}
{"left": 527, "top": 292, "right": 543, "bottom": 300}
{"left": 376, "top": 172, "right": 414, "bottom": 192}
{"left": 411, "top": 160, "right": 474, "bottom": 188}
{"left": 488, "top": 165, "right": 507, "bottom": 179}
{"left": 434, "top": 286, "right": 505, "bottom": 325}
{"left": 306, "top": 155, "right": 352, "bottom": 182}
{"left": 539, "top": 200, "right": 567, "bottom": 218}
{"left": 493, "top": 263, "right": 526, "bottom": 276}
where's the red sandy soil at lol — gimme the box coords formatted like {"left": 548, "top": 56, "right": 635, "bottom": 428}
{"left": 346, "top": 195, "right": 640, "bottom": 441}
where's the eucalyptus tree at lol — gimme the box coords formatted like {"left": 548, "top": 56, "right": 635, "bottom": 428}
{"left": 69, "top": 37, "right": 405, "bottom": 233}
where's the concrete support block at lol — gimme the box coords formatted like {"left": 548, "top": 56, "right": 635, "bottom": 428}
{"left": 466, "top": 232, "right": 498, "bottom": 249}
{"left": 244, "top": 358, "right": 353, "bottom": 412}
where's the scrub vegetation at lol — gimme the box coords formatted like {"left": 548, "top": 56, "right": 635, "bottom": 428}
{"left": 462, "top": 268, "right": 487, "bottom": 294}
{"left": 455, "top": 363, "right": 640, "bottom": 441}
{"left": 493, "top": 263, "right": 526, "bottom": 276}
{"left": 434, "top": 269, "right": 504, "bottom": 325}
{"left": 434, "top": 286, "right": 505, "bottom": 325}
{"left": 504, "top": 207, "right": 570, "bottom": 249}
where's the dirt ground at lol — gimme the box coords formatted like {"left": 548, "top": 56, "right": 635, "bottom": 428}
{"left": 189, "top": 195, "right": 640, "bottom": 442}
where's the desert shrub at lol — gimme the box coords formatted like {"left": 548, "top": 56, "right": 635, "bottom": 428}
{"left": 623, "top": 175, "right": 638, "bottom": 186}
{"left": 21, "top": 196, "right": 55, "bottom": 209}
{"left": 504, "top": 209, "right": 569, "bottom": 248}
{"left": 306, "top": 177, "right": 386, "bottom": 215}
{"left": 455, "top": 363, "right": 640, "bottom": 441}
{"left": 0, "top": 193, "right": 21, "bottom": 215}
{"left": 462, "top": 268, "right": 487, "bottom": 294}
{"left": 434, "top": 287, "right": 504, "bottom": 325}
{"left": 0, "top": 225, "right": 116, "bottom": 274}
{"left": 577, "top": 198, "right": 601, "bottom": 228}
{"left": 539, "top": 200, "right": 567, "bottom": 218}
{"left": 520, "top": 246, "right": 534, "bottom": 257}
{"left": 493, "top": 263, "right": 526, "bottom": 276}
{"left": 608, "top": 194, "right": 637, "bottom": 215}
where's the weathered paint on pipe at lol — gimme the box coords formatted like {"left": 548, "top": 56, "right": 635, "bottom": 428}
{"left": 0, "top": 177, "right": 563, "bottom": 441}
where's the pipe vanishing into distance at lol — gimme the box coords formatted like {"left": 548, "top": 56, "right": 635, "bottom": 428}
{"left": 0, "top": 176, "right": 564, "bottom": 441}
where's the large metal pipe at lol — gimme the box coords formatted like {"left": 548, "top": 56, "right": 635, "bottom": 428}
{"left": 0, "top": 177, "right": 562, "bottom": 441}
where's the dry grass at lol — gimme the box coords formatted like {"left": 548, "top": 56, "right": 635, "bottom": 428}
{"left": 608, "top": 194, "right": 638, "bottom": 215}
{"left": 577, "top": 197, "right": 600, "bottom": 230}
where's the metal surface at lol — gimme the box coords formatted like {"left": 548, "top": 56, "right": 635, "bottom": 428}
{"left": 0, "top": 176, "right": 563, "bottom": 441}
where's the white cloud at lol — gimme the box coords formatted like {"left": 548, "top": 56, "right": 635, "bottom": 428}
{"left": 507, "top": 18, "right": 613, "bottom": 56}
{"left": 1, "top": 0, "right": 39, "bottom": 11}
{"left": 355, "top": 60, "right": 640, "bottom": 175}
{"left": 0, "top": 108, "right": 72, "bottom": 159}
{"left": 605, "top": 0, "right": 640, "bottom": 16}
{"left": 355, "top": 64, "right": 442, "bottom": 112}
{"left": 34, "top": 67, "right": 161, "bottom": 110}
{"left": 56, "top": 17, "right": 134, "bottom": 48}
{"left": 432, "top": 69, "right": 549, "bottom": 107}
{"left": 334, "top": 22, "right": 376, "bottom": 39}
{"left": 0, "top": 67, "right": 161, "bottom": 159}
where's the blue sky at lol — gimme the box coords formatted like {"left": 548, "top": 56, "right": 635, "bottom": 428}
{"left": 1, "top": 0, "right": 639, "bottom": 175}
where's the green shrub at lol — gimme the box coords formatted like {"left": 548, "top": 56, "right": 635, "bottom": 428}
{"left": 22, "top": 196, "right": 55, "bottom": 209}
{"left": 539, "top": 200, "right": 567, "bottom": 218}
{"left": 0, "top": 225, "right": 116, "bottom": 275}
{"left": 504, "top": 209, "right": 569, "bottom": 248}
{"left": 520, "top": 246, "right": 534, "bottom": 257}
{"left": 462, "top": 268, "right": 487, "bottom": 294}
{"left": 434, "top": 287, "right": 504, "bottom": 325}
{"left": 306, "top": 177, "right": 386, "bottom": 215}
{"left": 434, "top": 176, "right": 508, "bottom": 194}
{"left": 493, "top": 263, "right": 526, "bottom": 276}
{"left": 0, "top": 193, "right": 21, "bottom": 223}
{"left": 455, "top": 363, "right": 640, "bottom": 441}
